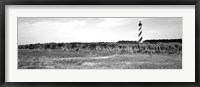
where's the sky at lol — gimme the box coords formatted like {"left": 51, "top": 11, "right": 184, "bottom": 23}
{"left": 18, "top": 17, "right": 182, "bottom": 45}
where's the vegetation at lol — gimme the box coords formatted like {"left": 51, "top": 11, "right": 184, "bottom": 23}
{"left": 18, "top": 51, "right": 182, "bottom": 69}
{"left": 18, "top": 39, "right": 182, "bottom": 69}
{"left": 18, "top": 39, "right": 182, "bottom": 54}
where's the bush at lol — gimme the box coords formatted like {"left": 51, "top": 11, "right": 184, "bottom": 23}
{"left": 18, "top": 40, "right": 182, "bottom": 54}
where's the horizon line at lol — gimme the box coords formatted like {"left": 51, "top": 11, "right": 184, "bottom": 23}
{"left": 18, "top": 38, "right": 182, "bottom": 45}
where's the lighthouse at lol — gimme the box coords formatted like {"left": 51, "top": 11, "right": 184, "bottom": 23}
{"left": 138, "top": 21, "right": 143, "bottom": 43}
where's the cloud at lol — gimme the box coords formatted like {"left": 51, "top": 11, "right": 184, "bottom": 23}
{"left": 97, "top": 18, "right": 131, "bottom": 28}
{"left": 18, "top": 20, "right": 87, "bottom": 44}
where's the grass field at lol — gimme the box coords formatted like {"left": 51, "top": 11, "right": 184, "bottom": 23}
{"left": 18, "top": 49, "right": 182, "bottom": 69}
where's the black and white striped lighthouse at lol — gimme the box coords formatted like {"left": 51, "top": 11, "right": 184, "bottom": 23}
{"left": 138, "top": 21, "right": 143, "bottom": 43}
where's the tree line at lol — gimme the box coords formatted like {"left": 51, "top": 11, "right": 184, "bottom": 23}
{"left": 18, "top": 39, "right": 182, "bottom": 54}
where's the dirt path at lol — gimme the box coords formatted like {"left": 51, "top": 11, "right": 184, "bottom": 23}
{"left": 56, "top": 55, "right": 115, "bottom": 60}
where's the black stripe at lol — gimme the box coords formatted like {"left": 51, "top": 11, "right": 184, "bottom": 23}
{"left": 139, "top": 36, "right": 143, "bottom": 42}
{"left": 138, "top": 26, "right": 142, "bottom": 31}
{"left": 138, "top": 31, "right": 142, "bottom": 37}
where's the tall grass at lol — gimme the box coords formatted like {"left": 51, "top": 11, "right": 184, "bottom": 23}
{"left": 18, "top": 41, "right": 182, "bottom": 69}
{"left": 19, "top": 42, "right": 182, "bottom": 55}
